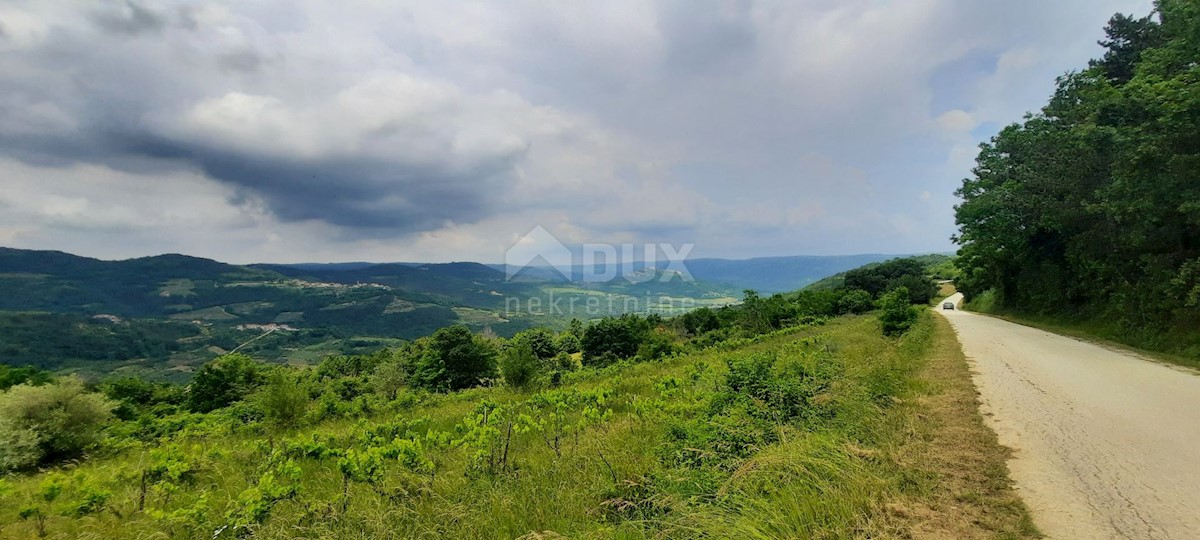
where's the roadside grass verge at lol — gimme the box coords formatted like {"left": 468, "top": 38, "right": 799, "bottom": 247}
{"left": 0, "top": 313, "right": 1036, "bottom": 539}
{"left": 964, "top": 296, "right": 1200, "bottom": 371}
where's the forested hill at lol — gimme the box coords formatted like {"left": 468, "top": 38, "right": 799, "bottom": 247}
{"left": 954, "top": 0, "right": 1200, "bottom": 358}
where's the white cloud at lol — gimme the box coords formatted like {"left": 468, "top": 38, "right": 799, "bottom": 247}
{"left": 0, "top": 0, "right": 1157, "bottom": 262}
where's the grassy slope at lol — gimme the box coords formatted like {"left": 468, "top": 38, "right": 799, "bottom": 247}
{"left": 0, "top": 313, "right": 1034, "bottom": 539}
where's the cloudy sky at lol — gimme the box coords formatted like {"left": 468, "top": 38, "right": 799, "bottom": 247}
{"left": 0, "top": 0, "right": 1153, "bottom": 264}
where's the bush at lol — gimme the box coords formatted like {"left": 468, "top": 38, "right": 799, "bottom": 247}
{"left": 836, "top": 289, "right": 873, "bottom": 314}
{"left": 188, "top": 353, "right": 265, "bottom": 413}
{"left": 411, "top": 325, "right": 497, "bottom": 391}
{"left": 582, "top": 315, "right": 651, "bottom": 366}
{"left": 681, "top": 307, "right": 721, "bottom": 335}
{"left": 637, "top": 329, "right": 681, "bottom": 361}
{"left": 510, "top": 328, "right": 558, "bottom": 360}
{"left": 256, "top": 370, "right": 309, "bottom": 430}
{"left": 878, "top": 287, "right": 919, "bottom": 336}
{"left": 0, "top": 376, "right": 114, "bottom": 469}
{"left": 499, "top": 343, "right": 541, "bottom": 389}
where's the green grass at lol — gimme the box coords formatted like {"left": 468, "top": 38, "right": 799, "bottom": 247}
{"left": 0, "top": 313, "right": 1011, "bottom": 539}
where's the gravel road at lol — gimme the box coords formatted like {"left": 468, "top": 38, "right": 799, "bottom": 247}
{"left": 938, "top": 293, "right": 1200, "bottom": 539}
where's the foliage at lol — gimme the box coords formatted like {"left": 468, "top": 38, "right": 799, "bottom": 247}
{"left": 499, "top": 343, "right": 542, "bottom": 389}
{"left": 954, "top": 1, "right": 1200, "bottom": 358}
{"left": 509, "top": 328, "right": 559, "bottom": 361}
{"left": 879, "top": 287, "right": 919, "bottom": 337}
{"left": 843, "top": 257, "right": 936, "bottom": 304}
{"left": 581, "top": 315, "right": 652, "bottom": 366}
{"left": 836, "top": 289, "right": 874, "bottom": 314}
{"left": 188, "top": 353, "right": 266, "bottom": 413}
{"left": 256, "top": 370, "right": 309, "bottom": 430}
{"left": 0, "top": 376, "right": 114, "bottom": 469}
{"left": 681, "top": 307, "right": 721, "bottom": 335}
{"left": 0, "top": 365, "right": 52, "bottom": 391}
{"left": 410, "top": 325, "right": 497, "bottom": 391}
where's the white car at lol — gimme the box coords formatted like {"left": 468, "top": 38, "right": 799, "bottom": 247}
{"left": 942, "top": 302, "right": 955, "bottom": 310}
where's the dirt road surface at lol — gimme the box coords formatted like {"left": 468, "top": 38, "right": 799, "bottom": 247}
{"left": 938, "top": 293, "right": 1200, "bottom": 539}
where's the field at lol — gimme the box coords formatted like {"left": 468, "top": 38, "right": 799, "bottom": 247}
{"left": 0, "top": 312, "right": 1035, "bottom": 539}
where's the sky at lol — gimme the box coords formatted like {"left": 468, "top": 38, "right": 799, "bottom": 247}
{"left": 0, "top": 0, "right": 1154, "bottom": 264}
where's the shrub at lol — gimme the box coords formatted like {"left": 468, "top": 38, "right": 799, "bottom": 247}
{"left": 0, "top": 376, "right": 114, "bottom": 468}
{"left": 681, "top": 307, "right": 721, "bottom": 335}
{"left": 637, "top": 329, "right": 681, "bottom": 361}
{"left": 836, "top": 289, "right": 873, "bottom": 314}
{"left": 499, "top": 343, "right": 541, "bottom": 389}
{"left": 371, "top": 360, "right": 408, "bottom": 401}
{"left": 188, "top": 353, "right": 265, "bottom": 413}
{"left": 510, "top": 328, "right": 558, "bottom": 360}
{"left": 256, "top": 370, "right": 309, "bottom": 430}
{"left": 411, "top": 325, "right": 497, "bottom": 391}
{"left": 582, "top": 315, "right": 651, "bottom": 366}
{"left": 878, "top": 287, "right": 919, "bottom": 336}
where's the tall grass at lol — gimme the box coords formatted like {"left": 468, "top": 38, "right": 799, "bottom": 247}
{"left": 0, "top": 314, "right": 939, "bottom": 539}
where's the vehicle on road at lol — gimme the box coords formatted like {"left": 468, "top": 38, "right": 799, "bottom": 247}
{"left": 942, "top": 302, "right": 955, "bottom": 310}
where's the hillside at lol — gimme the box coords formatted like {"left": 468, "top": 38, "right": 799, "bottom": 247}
{"left": 0, "top": 249, "right": 739, "bottom": 378}
{"left": 0, "top": 312, "right": 1036, "bottom": 539}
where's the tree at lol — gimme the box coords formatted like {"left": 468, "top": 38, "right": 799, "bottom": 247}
{"left": 256, "top": 370, "right": 309, "bottom": 430}
{"left": 499, "top": 343, "right": 541, "bottom": 389}
{"left": 372, "top": 360, "right": 408, "bottom": 401}
{"left": 837, "top": 289, "right": 874, "bottom": 314}
{"left": 681, "top": 307, "right": 720, "bottom": 335}
{"left": 843, "top": 258, "right": 935, "bottom": 303}
{"left": 581, "top": 315, "right": 651, "bottom": 366}
{"left": 1093, "top": 12, "right": 1164, "bottom": 84}
{"left": 188, "top": 353, "right": 265, "bottom": 413}
{"left": 412, "top": 325, "right": 497, "bottom": 391}
{"left": 954, "top": 0, "right": 1200, "bottom": 346}
{"left": 510, "top": 328, "right": 558, "bottom": 360}
{"left": 878, "top": 287, "right": 919, "bottom": 337}
{"left": 0, "top": 376, "right": 114, "bottom": 468}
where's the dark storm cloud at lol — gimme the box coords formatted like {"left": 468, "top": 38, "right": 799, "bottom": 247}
{"left": 0, "top": 0, "right": 1157, "bottom": 263}
{"left": 0, "top": 1, "right": 534, "bottom": 236}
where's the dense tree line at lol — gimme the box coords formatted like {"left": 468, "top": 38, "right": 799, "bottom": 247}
{"left": 955, "top": 1, "right": 1200, "bottom": 348}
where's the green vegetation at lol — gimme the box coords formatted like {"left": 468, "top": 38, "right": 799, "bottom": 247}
{"left": 0, "top": 251, "right": 1043, "bottom": 538}
{"left": 0, "top": 304, "right": 1028, "bottom": 538}
{"left": 955, "top": 1, "right": 1200, "bottom": 362}
{"left": 0, "top": 377, "right": 113, "bottom": 470}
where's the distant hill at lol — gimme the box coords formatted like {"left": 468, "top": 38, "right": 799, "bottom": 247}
{"left": 0, "top": 247, "right": 929, "bottom": 379}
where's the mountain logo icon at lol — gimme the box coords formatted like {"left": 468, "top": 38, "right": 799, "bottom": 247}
{"left": 505, "top": 225, "right": 572, "bottom": 281}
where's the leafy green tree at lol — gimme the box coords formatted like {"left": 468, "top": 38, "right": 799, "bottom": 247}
{"left": 836, "top": 289, "right": 874, "bottom": 314}
{"left": 499, "top": 343, "right": 541, "bottom": 389}
{"left": 581, "top": 315, "right": 651, "bottom": 366}
{"left": 371, "top": 360, "right": 408, "bottom": 401}
{"left": 954, "top": 1, "right": 1200, "bottom": 347}
{"left": 0, "top": 376, "right": 114, "bottom": 468}
{"left": 555, "top": 331, "right": 582, "bottom": 355}
{"left": 681, "top": 307, "right": 721, "bottom": 335}
{"left": 878, "top": 287, "right": 919, "bottom": 337}
{"left": 843, "top": 258, "right": 935, "bottom": 303}
{"left": 102, "top": 377, "right": 185, "bottom": 420}
{"left": 636, "top": 329, "right": 680, "bottom": 361}
{"left": 187, "top": 353, "right": 265, "bottom": 413}
{"left": 0, "top": 365, "right": 52, "bottom": 391}
{"left": 411, "top": 325, "right": 497, "bottom": 391}
{"left": 510, "top": 328, "right": 558, "bottom": 360}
